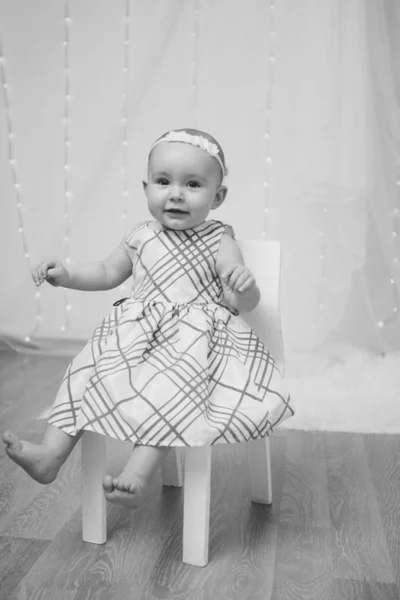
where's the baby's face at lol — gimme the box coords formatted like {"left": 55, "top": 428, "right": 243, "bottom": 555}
{"left": 144, "top": 142, "right": 225, "bottom": 230}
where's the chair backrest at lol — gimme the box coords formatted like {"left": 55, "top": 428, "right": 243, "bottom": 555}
{"left": 237, "top": 240, "right": 285, "bottom": 374}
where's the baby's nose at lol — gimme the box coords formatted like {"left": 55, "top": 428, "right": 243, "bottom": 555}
{"left": 169, "top": 186, "right": 184, "bottom": 200}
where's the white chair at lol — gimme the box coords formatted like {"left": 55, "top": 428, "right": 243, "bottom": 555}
{"left": 80, "top": 240, "right": 285, "bottom": 567}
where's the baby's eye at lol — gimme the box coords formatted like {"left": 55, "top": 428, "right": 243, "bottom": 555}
{"left": 156, "top": 178, "right": 169, "bottom": 186}
{"left": 187, "top": 181, "right": 201, "bottom": 188}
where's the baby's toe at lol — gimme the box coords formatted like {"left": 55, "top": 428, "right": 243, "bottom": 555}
{"left": 114, "top": 480, "right": 126, "bottom": 492}
{"left": 3, "top": 431, "right": 16, "bottom": 444}
{"left": 3, "top": 431, "right": 22, "bottom": 452}
{"left": 102, "top": 475, "right": 114, "bottom": 493}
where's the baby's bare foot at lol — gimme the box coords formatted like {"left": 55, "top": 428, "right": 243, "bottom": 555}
{"left": 2, "top": 431, "right": 62, "bottom": 484}
{"left": 102, "top": 473, "right": 148, "bottom": 509}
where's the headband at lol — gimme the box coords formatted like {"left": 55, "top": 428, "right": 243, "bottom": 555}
{"left": 150, "top": 130, "right": 227, "bottom": 180}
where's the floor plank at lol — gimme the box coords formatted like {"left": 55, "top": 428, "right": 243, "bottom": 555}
{"left": 0, "top": 535, "right": 50, "bottom": 600}
{"left": 324, "top": 433, "right": 395, "bottom": 584}
{"left": 271, "top": 524, "right": 338, "bottom": 600}
{"left": 279, "top": 431, "right": 330, "bottom": 528}
{"left": 365, "top": 434, "right": 400, "bottom": 591}
{"left": 334, "top": 578, "right": 400, "bottom": 600}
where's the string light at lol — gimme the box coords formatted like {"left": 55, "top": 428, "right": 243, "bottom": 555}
{"left": 311, "top": 204, "right": 329, "bottom": 335}
{"left": 378, "top": 172, "right": 400, "bottom": 328}
{"left": 261, "top": 1, "right": 277, "bottom": 239}
{"left": 62, "top": 0, "right": 72, "bottom": 332}
{"left": 120, "top": 0, "right": 132, "bottom": 293}
{"left": 311, "top": 187, "right": 400, "bottom": 335}
{"left": 191, "top": 0, "right": 200, "bottom": 125}
{"left": 121, "top": 0, "right": 130, "bottom": 225}
{"left": 0, "top": 35, "right": 43, "bottom": 342}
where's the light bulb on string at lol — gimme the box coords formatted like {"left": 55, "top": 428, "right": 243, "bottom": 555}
{"left": 121, "top": 0, "right": 131, "bottom": 222}
{"left": 61, "top": 0, "right": 73, "bottom": 332}
{"left": 118, "top": 0, "right": 132, "bottom": 295}
{"left": 261, "top": 0, "right": 277, "bottom": 240}
{"left": 0, "top": 34, "right": 43, "bottom": 342}
{"left": 191, "top": 0, "right": 200, "bottom": 126}
{"left": 375, "top": 169, "right": 400, "bottom": 329}
{"left": 313, "top": 204, "right": 329, "bottom": 339}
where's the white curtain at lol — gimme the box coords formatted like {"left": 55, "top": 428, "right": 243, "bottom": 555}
{"left": 270, "top": 0, "right": 400, "bottom": 353}
{"left": 0, "top": 0, "right": 399, "bottom": 429}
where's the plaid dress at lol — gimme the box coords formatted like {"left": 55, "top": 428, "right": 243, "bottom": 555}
{"left": 48, "top": 220, "right": 293, "bottom": 446}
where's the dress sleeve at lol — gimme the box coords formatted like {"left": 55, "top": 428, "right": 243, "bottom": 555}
{"left": 223, "top": 223, "right": 235, "bottom": 239}
{"left": 124, "top": 222, "right": 147, "bottom": 264}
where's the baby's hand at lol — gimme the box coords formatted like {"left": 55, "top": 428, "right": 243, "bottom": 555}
{"left": 221, "top": 264, "right": 256, "bottom": 294}
{"left": 32, "top": 260, "right": 70, "bottom": 287}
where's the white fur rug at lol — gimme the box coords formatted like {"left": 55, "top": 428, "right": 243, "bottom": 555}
{"left": 281, "top": 344, "right": 400, "bottom": 434}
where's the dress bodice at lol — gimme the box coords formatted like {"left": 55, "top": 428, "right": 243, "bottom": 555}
{"left": 125, "top": 220, "right": 230, "bottom": 306}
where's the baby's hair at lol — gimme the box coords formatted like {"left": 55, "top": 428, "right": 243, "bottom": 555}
{"left": 150, "top": 128, "right": 229, "bottom": 180}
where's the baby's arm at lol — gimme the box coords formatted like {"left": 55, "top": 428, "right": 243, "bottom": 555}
{"left": 32, "top": 238, "right": 132, "bottom": 291}
{"left": 216, "top": 233, "right": 261, "bottom": 313}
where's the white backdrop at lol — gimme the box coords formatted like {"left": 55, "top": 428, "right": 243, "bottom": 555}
{"left": 1, "top": 0, "right": 399, "bottom": 431}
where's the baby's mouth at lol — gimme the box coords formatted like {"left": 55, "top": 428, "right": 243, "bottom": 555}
{"left": 165, "top": 208, "right": 189, "bottom": 215}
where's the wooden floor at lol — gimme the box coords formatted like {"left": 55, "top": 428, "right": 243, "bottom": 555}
{"left": 0, "top": 349, "right": 400, "bottom": 600}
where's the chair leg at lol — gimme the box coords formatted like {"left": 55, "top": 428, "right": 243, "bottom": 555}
{"left": 248, "top": 437, "right": 272, "bottom": 505}
{"left": 161, "top": 447, "right": 184, "bottom": 487}
{"left": 81, "top": 431, "right": 107, "bottom": 544}
{"left": 183, "top": 446, "right": 212, "bottom": 567}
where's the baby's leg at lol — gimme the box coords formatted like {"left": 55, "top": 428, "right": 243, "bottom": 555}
{"left": 3, "top": 424, "right": 81, "bottom": 484}
{"left": 103, "top": 445, "right": 170, "bottom": 509}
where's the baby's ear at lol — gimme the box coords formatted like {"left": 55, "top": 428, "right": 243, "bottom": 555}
{"left": 212, "top": 185, "right": 228, "bottom": 209}
{"left": 142, "top": 181, "right": 148, "bottom": 192}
